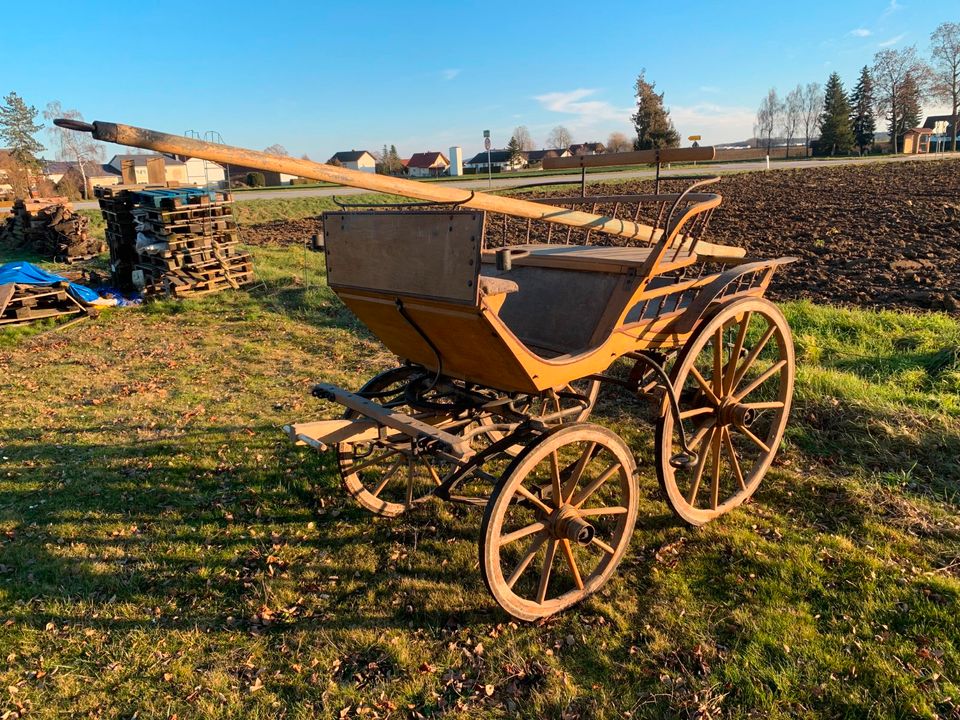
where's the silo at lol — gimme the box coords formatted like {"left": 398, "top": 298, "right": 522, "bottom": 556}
{"left": 449, "top": 146, "right": 463, "bottom": 176}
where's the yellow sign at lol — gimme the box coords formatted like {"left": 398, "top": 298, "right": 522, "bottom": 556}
{"left": 688, "top": 135, "right": 701, "bottom": 141}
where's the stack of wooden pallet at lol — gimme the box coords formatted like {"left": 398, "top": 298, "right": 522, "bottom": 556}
{"left": 96, "top": 185, "right": 253, "bottom": 297}
{"left": 96, "top": 184, "right": 161, "bottom": 289}
{"left": 0, "top": 281, "right": 92, "bottom": 327}
{"left": 0, "top": 198, "right": 103, "bottom": 261}
{"left": 131, "top": 188, "right": 253, "bottom": 297}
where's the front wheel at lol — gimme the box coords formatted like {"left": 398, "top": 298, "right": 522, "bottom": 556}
{"left": 480, "top": 424, "right": 638, "bottom": 621}
{"left": 656, "top": 297, "right": 794, "bottom": 526}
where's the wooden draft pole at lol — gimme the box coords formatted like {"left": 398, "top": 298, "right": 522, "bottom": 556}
{"left": 55, "top": 118, "right": 713, "bottom": 243}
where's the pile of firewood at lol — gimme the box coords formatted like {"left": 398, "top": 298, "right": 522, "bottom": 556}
{"left": 98, "top": 185, "right": 253, "bottom": 297}
{"left": 0, "top": 198, "right": 104, "bottom": 261}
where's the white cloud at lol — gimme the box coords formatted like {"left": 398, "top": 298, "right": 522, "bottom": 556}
{"left": 441, "top": 68, "right": 461, "bottom": 80}
{"left": 534, "top": 88, "right": 756, "bottom": 145}
{"left": 698, "top": 85, "right": 721, "bottom": 94}
{"left": 533, "top": 88, "right": 632, "bottom": 125}
{"left": 880, "top": 0, "right": 902, "bottom": 18}
{"left": 668, "top": 103, "right": 757, "bottom": 145}
{"left": 877, "top": 33, "right": 905, "bottom": 47}
{"left": 850, "top": 28, "right": 872, "bottom": 37}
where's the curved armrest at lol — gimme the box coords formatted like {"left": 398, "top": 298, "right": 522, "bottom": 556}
{"left": 669, "top": 258, "right": 798, "bottom": 334}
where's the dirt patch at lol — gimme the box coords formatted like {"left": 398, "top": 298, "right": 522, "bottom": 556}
{"left": 238, "top": 217, "right": 323, "bottom": 247}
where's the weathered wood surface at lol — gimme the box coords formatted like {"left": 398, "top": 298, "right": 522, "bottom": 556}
{"left": 78, "top": 120, "right": 685, "bottom": 243}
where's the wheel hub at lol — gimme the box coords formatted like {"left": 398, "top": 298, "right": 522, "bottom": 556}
{"left": 550, "top": 504, "right": 595, "bottom": 546}
{"left": 716, "top": 397, "right": 755, "bottom": 428}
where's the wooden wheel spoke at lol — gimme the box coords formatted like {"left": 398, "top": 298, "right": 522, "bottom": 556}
{"left": 722, "top": 426, "right": 746, "bottom": 491}
{"left": 499, "top": 521, "right": 548, "bottom": 547}
{"left": 679, "top": 406, "right": 714, "bottom": 420}
{"left": 536, "top": 539, "right": 559, "bottom": 603}
{"left": 561, "top": 539, "right": 584, "bottom": 591}
{"left": 688, "top": 366, "right": 720, "bottom": 406}
{"left": 571, "top": 462, "right": 621, "bottom": 508}
{"left": 590, "top": 536, "right": 616, "bottom": 555}
{"left": 549, "top": 451, "right": 563, "bottom": 508}
{"left": 578, "top": 505, "right": 628, "bottom": 517}
{"left": 685, "top": 426, "right": 714, "bottom": 505}
{"left": 369, "top": 457, "right": 405, "bottom": 498}
{"left": 710, "top": 422, "right": 722, "bottom": 510}
{"left": 724, "top": 311, "right": 752, "bottom": 394}
{"left": 420, "top": 458, "right": 444, "bottom": 487}
{"left": 712, "top": 327, "right": 724, "bottom": 396}
{"left": 734, "top": 359, "right": 787, "bottom": 401}
{"left": 739, "top": 400, "right": 785, "bottom": 411}
{"left": 734, "top": 424, "right": 771, "bottom": 453}
{"left": 561, "top": 441, "right": 597, "bottom": 504}
{"left": 515, "top": 484, "right": 555, "bottom": 515}
{"left": 405, "top": 460, "right": 415, "bottom": 508}
{"left": 731, "top": 322, "right": 777, "bottom": 390}
{"left": 687, "top": 422, "right": 715, "bottom": 450}
{"left": 346, "top": 448, "right": 402, "bottom": 475}
{"left": 507, "top": 533, "right": 547, "bottom": 589}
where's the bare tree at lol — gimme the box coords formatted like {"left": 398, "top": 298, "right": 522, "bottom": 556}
{"left": 263, "top": 144, "right": 289, "bottom": 156}
{"left": 930, "top": 22, "right": 960, "bottom": 151}
{"left": 606, "top": 131, "right": 631, "bottom": 153}
{"left": 873, "top": 46, "right": 930, "bottom": 153}
{"left": 511, "top": 126, "right": 534, "bottom": 152}
{"left": 781, "top": 85, "right": 803, "bottom": 158}
{"left": 800, "top": 82, "right": 824, "bottom": 157}
{"left": 42, "top": 102, "right": 103, "bottom": 199}
{"left": 546, "top": 125, "right": 572, "bottom": 150}
{"left": 756, "top": 88, "right": 781, "bottom": 153}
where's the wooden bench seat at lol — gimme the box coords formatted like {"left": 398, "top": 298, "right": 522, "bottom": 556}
{"left": 480, "top": 243, "right": 697, "bottom": 275}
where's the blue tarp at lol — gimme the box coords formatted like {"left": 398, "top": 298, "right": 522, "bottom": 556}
{"left": 0, "top": 261, "right": 103, "bottom": 305}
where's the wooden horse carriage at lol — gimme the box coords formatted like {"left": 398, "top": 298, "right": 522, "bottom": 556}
{"left": 57, "top": 120, "right": 796, "bottom": 621}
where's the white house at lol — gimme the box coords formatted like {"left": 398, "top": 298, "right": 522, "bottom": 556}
{"left": 406, "top": 151, "right": 450, "bottom": 178}
{"left": 327, "top": 150, "right": 377, "bottom": 173}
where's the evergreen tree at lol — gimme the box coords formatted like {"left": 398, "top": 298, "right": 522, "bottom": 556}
{"left": 389, "top": 145, "right": 401, "bottom": 173}
{"left": 890, "top": 72, "right": 923, "bottom": 150}
{"left": 631, "top": 70, "right": 680, "bottom": 150}
{"left": 818, "top": 72, "right": 855, "bottom": 156}
{"left": 849, "top": 66, "right": 876, "bottom": 155}
{"left": 0, "top": 92, "right": 44, "bottom": 166}
{"left": 507, "top": 136, "right": 524, "bottom": 168}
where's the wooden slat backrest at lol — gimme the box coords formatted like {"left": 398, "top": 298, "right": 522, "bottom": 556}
{"left": 323, "top": 210, "right": 484, "bottom": 305}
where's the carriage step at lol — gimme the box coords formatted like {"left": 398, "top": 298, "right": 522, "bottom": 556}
{"left": 311, "top": 382, "right": 475, "bottom": 461}
{"left": 283, "top": 419, "right": 379, "bottom": 450}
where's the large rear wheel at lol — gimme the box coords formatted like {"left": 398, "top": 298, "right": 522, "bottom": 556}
{"left": 656, "top": 297, "right": 794, "bottom": 526}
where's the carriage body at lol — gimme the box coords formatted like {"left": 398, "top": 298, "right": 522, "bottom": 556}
{"left": 288, "top": 179, "right": 797, "bottom": 620}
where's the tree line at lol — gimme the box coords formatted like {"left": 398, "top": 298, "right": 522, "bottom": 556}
{"left": 757, "top": 22, "right": 959, "bottom": 156}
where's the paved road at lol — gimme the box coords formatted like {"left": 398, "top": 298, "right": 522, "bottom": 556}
{"left": 22, "top": 151, "right": 960, "bottom": 212}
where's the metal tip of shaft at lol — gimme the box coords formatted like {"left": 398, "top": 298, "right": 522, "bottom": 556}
{"left": 54, "top": 118, "right": 95, "bottom": 133}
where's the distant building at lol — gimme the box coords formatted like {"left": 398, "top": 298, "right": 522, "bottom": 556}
{"left": 525, "top": 149, "right": 566, "bottom": 168}
{"left": 568, "top": 142, "right": 606, "bottom": 156}
{"left": 902, "top": 127, "right": 933, "bottom": 154}
{"left": 922, "top": 114, "right": 957, "bottom": 150}
{"left": 406, "top": 151, "right": 450, "bottom": 178}
{"left": 464, "top": 150, "right": 527, "bottom": 172}
{"left": 327, "top": 150, "right": 377, "bottom": 173}
{"left": 106, "top": 154, "right": 189, "bottom": 184}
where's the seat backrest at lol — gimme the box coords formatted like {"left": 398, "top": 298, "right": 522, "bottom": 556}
{"left": 323, "top": 210, "right": 484, "bottom": 306}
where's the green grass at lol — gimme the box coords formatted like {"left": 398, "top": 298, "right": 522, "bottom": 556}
{"left": 0, "top": 245, "right": 958, "bottom": 718}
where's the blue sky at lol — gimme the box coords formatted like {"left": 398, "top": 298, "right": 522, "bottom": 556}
{"left": 4, "top": 0, "right": 951, "bottom": 160}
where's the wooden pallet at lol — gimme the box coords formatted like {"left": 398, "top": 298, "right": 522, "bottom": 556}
{"left": 0, "top": 282, "right": 91, "bottom": 326}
